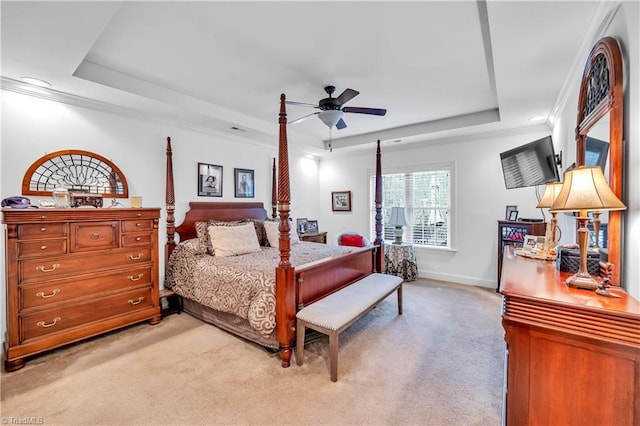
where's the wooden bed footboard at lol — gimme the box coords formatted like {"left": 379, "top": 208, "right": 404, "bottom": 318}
{"left": 276, "top": 246, "right": 376, "bottom": 367}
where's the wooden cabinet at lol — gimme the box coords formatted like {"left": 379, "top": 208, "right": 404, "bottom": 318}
{"left": 499, "top": 246, "right": 639, "bottom": 425}
{"left": 2, "top": 208, "right": 161, "bottom": 371}
{"left": 299, "top": 232, "right": 327, "bottom": 244}
{"left": 497, "top": 220, "right": 546, "bottom": 290}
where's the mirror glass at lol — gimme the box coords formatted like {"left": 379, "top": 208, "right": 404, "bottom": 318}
{"left": 583, "top": 114, "right": 610, "bottom": 248}
{"left": 22, "top": 150, "right": 129, "bottom": 198}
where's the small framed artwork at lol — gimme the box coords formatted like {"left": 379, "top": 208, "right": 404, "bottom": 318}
{"left": 332, "top": 191, "right": 352, "bottom": 212}
{"left": 306, "top": 220, "right": 319, "bottom": 234}
{"left": 505, "top": 205, "right": 518, "bottom": 220}
{"left": 234, "top": 168, "right": 254, "bottom": 198}
{"left": 296, "top": 218, "right": 308, "bottom": 234}
{"left": 524, "top": 234, "right": 546, "bottom": 251}
{"left": 198, "top": 163, "right": 223, "bottom": 197}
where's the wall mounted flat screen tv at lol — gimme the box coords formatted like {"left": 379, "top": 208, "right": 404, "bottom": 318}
{"left": 585, "top": 136, "right": 609, "bottom": 171}
{"left": 500, "top": 135, "right": 560, "bottom": 189}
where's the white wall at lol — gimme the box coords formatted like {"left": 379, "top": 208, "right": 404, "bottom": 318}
{"left": 0, "top": 91, "right": 320, "bottom": 337}
{"left": 318, "top": 126, "right": 552, "bottom": 289}
{"left": 551, "top": 1, "right": 639, "bottom": 299}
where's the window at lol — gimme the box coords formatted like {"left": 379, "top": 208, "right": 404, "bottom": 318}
{"left": 370, "top": 162, "right": 454, "bottom": 248}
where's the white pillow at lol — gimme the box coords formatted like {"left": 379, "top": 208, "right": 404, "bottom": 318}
{"left": 207, "top": 222, "right": 261, "bottom": 257}
{"left": 263, "top": 220, "right": 299, "bottom": 248}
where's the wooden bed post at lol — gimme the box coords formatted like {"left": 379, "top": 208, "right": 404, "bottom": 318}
{"left": 275, "top": 94, "right": 296, "bottom": 367}
{"left": 271, "top": 157, "right": 277, "bottom": 219}
{"left": 373, "top": 139, "right": 384, "bottom": 272}
{"left": 165, "top": 137, "right": 176, "bottom": 263}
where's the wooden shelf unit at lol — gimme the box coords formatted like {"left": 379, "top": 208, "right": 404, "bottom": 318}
{"left": 497, "top": 220, "right": 546, "bottom": 290}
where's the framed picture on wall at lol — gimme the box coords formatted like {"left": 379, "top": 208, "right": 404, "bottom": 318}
{"left": 198, "top": 163, "right": 223, "bottom": 197}
{"left": 234, "top": 168, "right": 254, "bottom": 198}
{"left": 332, "top": 191, "right": 352, "bottom": 212}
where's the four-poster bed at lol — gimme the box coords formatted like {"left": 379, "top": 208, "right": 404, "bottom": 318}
{"left": 164, "top": 94, "right": 385, "bottom": 367}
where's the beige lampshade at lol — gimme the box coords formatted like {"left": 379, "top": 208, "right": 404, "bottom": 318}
{"left": 536, "top": 182, "right": 564, "bottom": 208}
{"left": 551, "top": 166, "right": 626, "bottom": 212}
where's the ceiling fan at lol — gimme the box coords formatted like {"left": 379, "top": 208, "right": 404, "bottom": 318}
{"left": 287, "top": 85, "right": 387, "bottom": 129}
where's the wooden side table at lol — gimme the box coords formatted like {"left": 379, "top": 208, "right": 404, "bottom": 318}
{"left": 299, "top": 232, "right": 327, "bottom": 244}
{"left": 384, "top": 242, "right": 417, "bottom": 281}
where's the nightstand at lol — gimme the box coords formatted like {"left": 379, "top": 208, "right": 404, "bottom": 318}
{"left": 299, "top": 232, "right": 327, "bottom": 244}
{"left": 384, "top": 242, "right": 417, "bottom": 281}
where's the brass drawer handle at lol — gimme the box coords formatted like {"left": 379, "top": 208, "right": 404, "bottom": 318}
{"left": 36, "top": 264, "right": 60, "bottom": 273}
{"left": 136, "top": 223, "right": 142, "bottom": 227}
{"left": 39, "top": 215, "right": 47, "bottom": 220}
{"left": 40, "top": 227, "right": 47, "bottom": 232}
{"left": 128, "top": 253, "right": 143, "bottom": 260}
{"left": 40, "top": 245, "right": 47, "bottom": 250}
{"left": 135, "top": 237, "right": 142, "bottom": 241}
{"left": 91, "top": 233, "right": 100, "bottom": 240}
{"left": 37, "top": 317, "right": 61, "bottom": 328}
{"left": 36, "top": 289, "right": 60, "bottom": 299}
{"left": 128, "top": 273, "right": 144, "bottom": 282}
{"left": 128, "top": 297, "right": 144, "bottom": 305}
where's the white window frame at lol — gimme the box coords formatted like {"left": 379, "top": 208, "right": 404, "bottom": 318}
{"left": 369, "top": 161, "right": 456, "bottom": 250}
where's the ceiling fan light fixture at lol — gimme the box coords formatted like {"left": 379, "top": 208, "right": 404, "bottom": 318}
{"left": 318, "top": 110, "right": 343, "bottom": 128}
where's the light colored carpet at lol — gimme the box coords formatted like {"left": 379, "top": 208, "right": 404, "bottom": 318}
{"left": 1, "top": 279, "right": 504, "bottom": 425}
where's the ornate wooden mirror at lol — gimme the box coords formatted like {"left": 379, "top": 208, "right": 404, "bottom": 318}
{"left": 575, "top": 37, "right": 624, "bottom": 285}
{"left": 22, "top": 149, "right": 129, "bottom": 198}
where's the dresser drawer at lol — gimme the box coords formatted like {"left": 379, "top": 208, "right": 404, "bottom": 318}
{"left": 17, "top": 223, "right": 67, "bottom": 240}
{"left": 20, "top": 265, "right": 153, "bottom": 310}
{"left": 20, "top": 287, "right": 154, "bottom": 341}
{"left": 19, "top": 248, "right": 153, "bottom": 282}
{"left": 70, "top": 221, "right": 119, "bottom": 252}
{"left": 122, "top": 233, "right": 152, "bottom": 247}
{"left": 122, "top": 219, "right": 154, "bottom": 233}
{"left": 18, "top": 239, "right": 67, "bottom": 258}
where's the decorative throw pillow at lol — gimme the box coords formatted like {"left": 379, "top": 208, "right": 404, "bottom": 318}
{"left": 248, "top": 218, "right": 269, "bottom": 246}
{"left": 207, "top": 222, "right": 261, "bottom": 257}
{"left": 194, "top": 221, "right": 209, "bottom": 254}
{"left": 263, "top": 220, "right": 299, "bottom": 248}
{"left": 205, "top": 220, "right": 248, "bottom": 255}
{"left": 341, "top": 234, "right": 365, "bottom": 247}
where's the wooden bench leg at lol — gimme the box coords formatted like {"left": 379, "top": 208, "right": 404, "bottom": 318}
{"left": 397, "top": 285, "right": 403, "bottom": 315}
{"left": 296, "top": 319, "right": 305, "bottom": 366}
{"left": 329, "top": 330, "right": 339, "bottom": 382}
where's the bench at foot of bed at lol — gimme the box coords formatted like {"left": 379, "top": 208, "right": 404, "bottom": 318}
{"left": 295, "top": 273, "right": 403, "bottom": 382}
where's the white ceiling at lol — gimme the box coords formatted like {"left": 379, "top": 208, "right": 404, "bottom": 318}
{"left": 1, "top": 1, "right": 604, "bottom": 156}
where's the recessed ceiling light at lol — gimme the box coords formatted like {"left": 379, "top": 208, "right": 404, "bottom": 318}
{"left": 21, "top": 77, "right": 51, "bottom": 88}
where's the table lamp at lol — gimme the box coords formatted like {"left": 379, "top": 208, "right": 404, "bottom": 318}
{"left": 550, "top": 166, "right": 626, "bottom": 290}
{"left": 536, "top": 182, "right": 564, "bottom": 254}
{"left": 389, "top": 207, "right": 410, "bottom": 244}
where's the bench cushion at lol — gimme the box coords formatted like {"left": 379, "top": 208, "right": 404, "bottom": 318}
{"left": 296, "top": 273, "right": 402, "bottom": 331}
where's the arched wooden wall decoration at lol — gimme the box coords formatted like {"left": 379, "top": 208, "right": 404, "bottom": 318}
{"left": 575, "top": 36, "right": 624, "bottom": 285}
{"left": 21, "top": 149, "right": 129, "bottom": 198}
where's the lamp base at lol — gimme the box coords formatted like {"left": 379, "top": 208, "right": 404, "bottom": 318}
{"left": 393, "top": 237, "right": 403, "bottom": 245}
{"left": 566, "top": 273, "right": 599, "bottom": 290}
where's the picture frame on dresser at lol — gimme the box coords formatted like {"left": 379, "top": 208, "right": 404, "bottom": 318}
{"left": 306, "top": 220, "right": 319, "bottom": 233}
{"left": 505, "top": 205, "right": 518, "bottom": 220}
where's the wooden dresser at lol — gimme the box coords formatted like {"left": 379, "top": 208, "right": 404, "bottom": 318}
{"left": 499, "top": 246, "right": 639, "bottom": 425}
{"left": 2, "top": 208, "right": 161, "bottom": 371}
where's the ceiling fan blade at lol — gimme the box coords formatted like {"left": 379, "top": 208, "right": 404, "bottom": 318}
{"left": 285, "top": 100, "right": 319, "bottom": 108}
{"left": 336, "top": 118, "right": 347, "bottom": 129}
{"left": 342, "top": 106, "right": 387, "bottom": 116}
{"left": 289, "top": 112, "right": 319, "bottom": 124}
{"left": 335, "top": 88, "right": 359, "bottom": 105}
